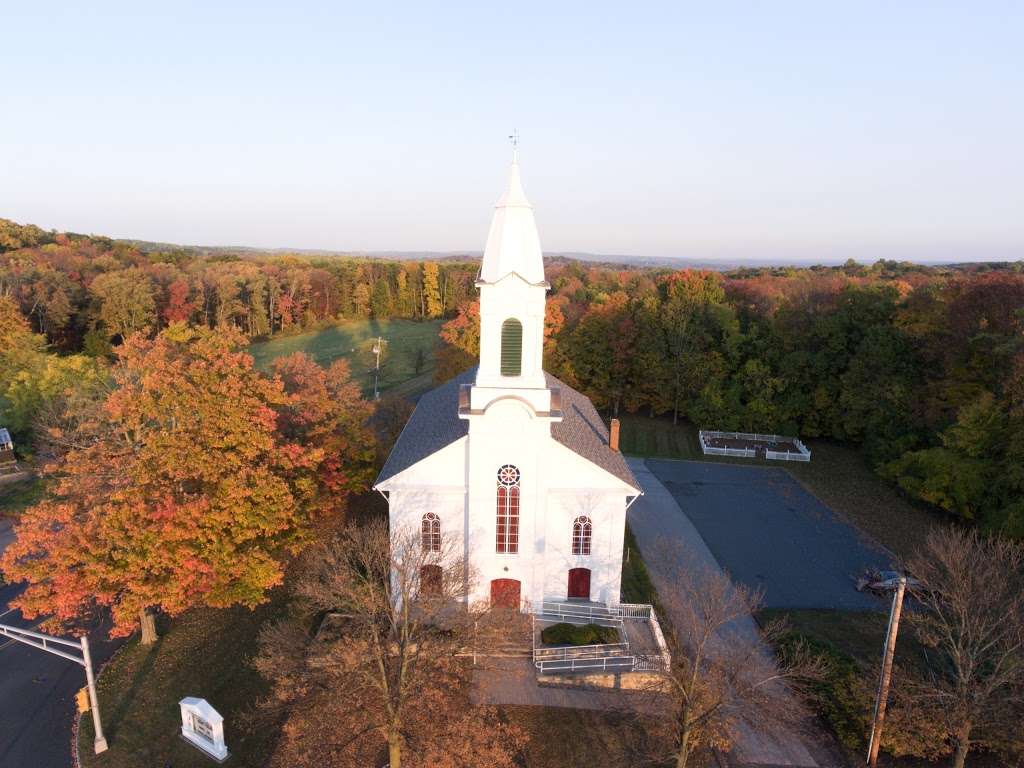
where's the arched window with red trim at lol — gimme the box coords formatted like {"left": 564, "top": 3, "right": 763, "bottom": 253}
{"left": 421, "top": 512, "right": 440, "bottom": 552}
{"left": 572, "top": 515, "right": 592, "bottom": 556}
{"left": 496, "top": 464, "right": 520, "bottom": 553}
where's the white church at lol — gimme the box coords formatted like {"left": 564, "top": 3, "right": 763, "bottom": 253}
{"left": 374, "top": 156, "right": 641, "bottom": 610}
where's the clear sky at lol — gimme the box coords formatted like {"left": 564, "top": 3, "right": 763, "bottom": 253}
{"left": 1, "top": 1, "right": 1021, "bottom": 262}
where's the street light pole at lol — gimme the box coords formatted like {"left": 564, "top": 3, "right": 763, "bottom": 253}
{"left": 866, "top": 576, "right": 906, "bottom": 768}
{"left": 80, "top": 635, "right": 109, "bottom": 753}
{"left": 0, "top": 622, "right": 108, "bottom": 753}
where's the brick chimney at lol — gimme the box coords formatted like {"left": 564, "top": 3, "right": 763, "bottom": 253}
{"left": 609, "top": 418, "right": 620, "bottom": 452}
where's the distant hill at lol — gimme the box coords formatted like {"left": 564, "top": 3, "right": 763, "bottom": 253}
{"left": 115, "top": 239, "right": 875, "bottom": 271}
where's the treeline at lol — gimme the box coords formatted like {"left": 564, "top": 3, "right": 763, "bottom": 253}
{"left": 0, "top": 217, "right": 477, "bottom": 352}
{"left": 5, "top": 216, "right": 1024, "bottom": 534}
{"left": 439, "top": 258, "right": 1024, "bottom": 535}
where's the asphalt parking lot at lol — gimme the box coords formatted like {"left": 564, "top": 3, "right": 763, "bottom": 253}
{"left": 644, "top": 458, "right": 892, "bottom": 610}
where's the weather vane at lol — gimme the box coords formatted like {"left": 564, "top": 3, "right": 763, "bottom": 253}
{"left": 508, "top": 129, "right": 519, "bottom": 162}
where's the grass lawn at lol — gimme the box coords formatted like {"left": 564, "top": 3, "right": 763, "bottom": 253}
{"left": 758, "top": 608, "right": 892, "bottom": 665}
{"left": 79, "top": 597, "right": 284, "bottom": 768}
{"left": 620, "top": 524, "right": 659, "bottom": 607}
{"left": 617, "top": 415, "right": 942, "bottom": 561}
{"left": 248, "top": 318, "right": 444, "bottom": 398}
{"left": 0, "top": 475, "right": 44, "bottom": 518}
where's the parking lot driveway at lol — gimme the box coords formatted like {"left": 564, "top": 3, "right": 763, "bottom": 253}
{"left": 645, "top": 459, "right": 891, "bottom": 611}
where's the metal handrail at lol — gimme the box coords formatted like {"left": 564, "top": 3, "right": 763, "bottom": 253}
{"left": 536, "top": 655, "right": 636, "bottom": 673}
{"left": 535, "top": 601, "right": 619, "bottom": 619}
{"left": 533, "top": 642, "right": 630, "bottom": 660}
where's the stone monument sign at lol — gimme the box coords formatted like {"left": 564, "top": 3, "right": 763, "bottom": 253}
{"left": 179, "top": 696, "right": 228, "bottom": 762}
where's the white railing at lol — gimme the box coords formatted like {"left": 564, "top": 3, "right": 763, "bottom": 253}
{"left": 533, "top": 601, "right": 621, "bottom": 624}
{"left": 633, "top": 654, "right": 670, "bottom": 672}
{"left": 614, "top": 603, "right": 652, "bottom": 620}
{"left": 536, "top": 655, "right": 636, "bottom": 673}
{"left": 530, "top": 601, "right": 672, "bottom": 674}
{"left": 534, "top": 642, "right": 631, "bottom": 661}
{"left": 646, "top": 608, "right": 672, "bottom": 671}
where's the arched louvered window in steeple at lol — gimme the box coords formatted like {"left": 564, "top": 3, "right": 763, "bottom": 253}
{"left": 500, "top": 318, "right": 523, "bottom": 377}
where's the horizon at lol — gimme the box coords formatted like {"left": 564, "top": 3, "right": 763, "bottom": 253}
{"left": 2, "top": 2, "right": 1022, "bottom": 262}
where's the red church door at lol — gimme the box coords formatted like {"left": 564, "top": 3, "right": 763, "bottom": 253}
{"left": 420, "top": 564, "right": 442, "bottom": 597}
{"left": 490, "top": 578, "right": 521, "bottom": 610}
{"left": 567, "top": 568, "right": 591, "bottom": 600}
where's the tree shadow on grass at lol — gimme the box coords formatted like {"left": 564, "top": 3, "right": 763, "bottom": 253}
{"left": 103, "top": 631, "right": 165, "bottom": 743}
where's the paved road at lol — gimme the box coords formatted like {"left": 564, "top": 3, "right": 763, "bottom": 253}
{"left": 0, "top": 518, "right": 122, "bottom": 768}
{"left": 645, "top": 458, "right": 891, "bottom": 610}
{"left": 627, "top": 458, "right": 825, "bottom": 768}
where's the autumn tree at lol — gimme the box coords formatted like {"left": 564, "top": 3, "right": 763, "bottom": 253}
{"left": 271, "top": 352, "right": 376, "bottom": 518}
{"left": 0, "top": 325, "right": 320, "bottom": 642}
{"left": 641, "top": 548, "right": 824, "bottom": 768}
{"left": 566, "top": 292, "right": 636, "bottom": 415}
{"left": 162, "top": 278, "right": 195, "bottom": 324}
{"left": 422, "top": 261, "right": 443, "bottom": 318}
{"left": 89, "top": 267, "right": 157, "bottom": 339}
{"left": 253, "top": 520, "right": 525, "bottom": 768}
{"left": 902, "top": 527, "right": 1024, "bottom": 768}
{"left": 435, "top": 300, "right": 480, "bottom": 382}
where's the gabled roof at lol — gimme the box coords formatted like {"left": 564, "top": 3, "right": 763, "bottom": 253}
{"left": 374, "top": 368, "right": 639, "bottom": 490}
{"left": 375, "top": 369, "right": 473, "bottom": 485}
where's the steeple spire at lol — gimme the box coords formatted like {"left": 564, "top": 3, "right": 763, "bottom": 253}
{"left": 479, "top": 144, "right": 546, "bottom": 285}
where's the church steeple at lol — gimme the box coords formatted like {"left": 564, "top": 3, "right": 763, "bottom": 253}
{"left": 478, "top": 157, "right": 546, "bottom": 286}
{"left": 474, "top": 154, "right": 550, "bottom": 393}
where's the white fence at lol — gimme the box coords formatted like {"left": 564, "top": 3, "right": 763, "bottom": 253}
{"left": 698, "top": 430, "right": 811, "bottom": 462}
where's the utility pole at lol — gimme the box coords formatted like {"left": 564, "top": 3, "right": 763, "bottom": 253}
{"left": 371, "top": 336, "right": 386, "bottom": 401}
{"left": 867, "top": 576, "right": 906, "bottom": 768}
{"left": 0, "top": 622, "right": 108, "bottom": 753}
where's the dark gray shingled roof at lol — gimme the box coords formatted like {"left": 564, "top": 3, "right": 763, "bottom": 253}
{"left": 375, "top": 368, "right": 640, "bottom": 490}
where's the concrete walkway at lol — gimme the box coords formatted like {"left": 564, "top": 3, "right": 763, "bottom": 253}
{"left": 627, "top": 457, "right": 824, "bottom": 768}
{"left": 473, "top": 656, "right": 644, "bottom": 710}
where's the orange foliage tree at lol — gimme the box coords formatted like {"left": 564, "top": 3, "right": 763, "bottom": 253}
{"left": 270, "top": 352, "right": 376, "bottom": 518}
{"left": 0, "top": 325, "right": 330, "bottom": 641}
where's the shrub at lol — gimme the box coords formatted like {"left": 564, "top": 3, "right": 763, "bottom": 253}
{"left": 541, "top": 622, "right": 620, "bottom": 646}
{"left": 775, "top": 630, "right": 949, "bottom": 759}
{"left": 776, "top": 632, "right": 871, "bottom": 749}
